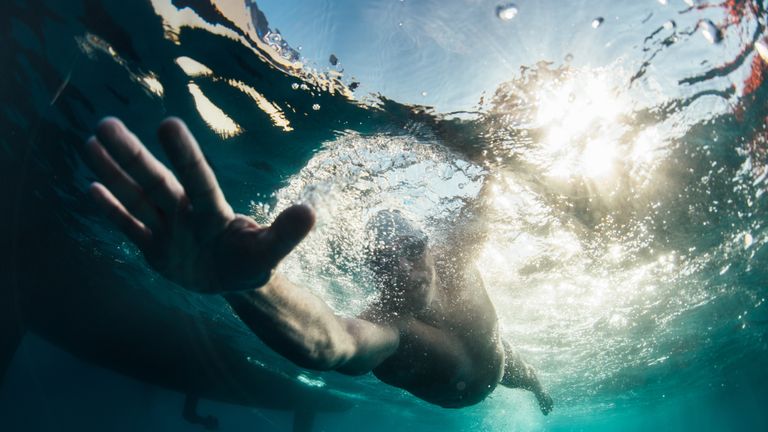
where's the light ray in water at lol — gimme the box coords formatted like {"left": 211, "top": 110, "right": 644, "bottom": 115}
{"left": 227, "top": 79, "right": 293, "bottom": 132}
{"left": 187, "top": 82, "right": 243, "bottom": 139}
{"left": 140, "top": 73, "right": 165, "bottom": 97}
{"left": 175, "top": 56, "right": 214, "bottom": 77}
{"left": 534, "top": 68, "right": 631, "bottom": 180}
{"left": 175, "top": 56, "right": 292, "bottom": 132}
{"left": 76, "top": 32, "right": 165, "bottom": 99}
{"left": 148, "top": 0, "right": 355, "bottom": 97}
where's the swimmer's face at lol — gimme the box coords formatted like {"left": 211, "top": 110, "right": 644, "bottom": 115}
{"left": 396, "top": 250, "right": 436, "bottom": 311}
{"left": 370, "top": 239, "right": 436, "bottom": 313}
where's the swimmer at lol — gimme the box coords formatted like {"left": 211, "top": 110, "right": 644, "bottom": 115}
{"left": 83, "top": 117, "right": 552, "bottom": 414}
{"left": 361, "top": 210, "right": 552, "bottom": 411}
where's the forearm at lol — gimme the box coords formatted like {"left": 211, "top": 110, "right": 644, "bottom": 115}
{"left": 500, "top": 340, "right": 554, "bottom": 414}
{"left": 224, "top": 274, "right": 398, "bottom": 374}
{"left": 500, "top": 340, "right": 539, "bottom": 391}
{"left": 335, "top": 317, "right": 399, "bottom": 375}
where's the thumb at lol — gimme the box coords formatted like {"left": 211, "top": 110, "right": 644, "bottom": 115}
{"left": 265, "top": 204, "right": 316, "bottom": 264}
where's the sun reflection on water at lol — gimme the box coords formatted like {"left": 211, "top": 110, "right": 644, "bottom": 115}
{"left": 524, "top": 66, "right": 672, "bottom": 188}
{"left": 187, "top": 83, "right": 243, "bottom": 138}
{"left": 534, "top": 69, "right": 630, "bottom": 179}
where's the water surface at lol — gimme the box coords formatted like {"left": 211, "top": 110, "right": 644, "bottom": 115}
{"left": 1, "top": 1, "right": 767, "bottom": 431}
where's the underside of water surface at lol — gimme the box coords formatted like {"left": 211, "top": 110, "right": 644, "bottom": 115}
{"left": 1, "top": 0, "right": 767, "bottom": 431}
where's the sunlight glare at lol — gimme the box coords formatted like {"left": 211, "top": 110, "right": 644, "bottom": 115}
{"left": 533, "top": 70, "right": 629, "bottom": 180}
{"left": 187, "top": 83, "right": 242, "bottom": 138}
{"left": 581, "top": 135, "right": 617, "bottom": 178}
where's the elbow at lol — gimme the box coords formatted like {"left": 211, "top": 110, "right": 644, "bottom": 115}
{"left": 290, "top": 333, "right": 355, "bottom": 372}
{"left": 294, "top": 349, "right": 341, "bottom": 371}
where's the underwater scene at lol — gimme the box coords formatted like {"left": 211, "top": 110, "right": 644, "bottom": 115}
{"left": 1, "top": 0, "right": 768, "bottom": 431}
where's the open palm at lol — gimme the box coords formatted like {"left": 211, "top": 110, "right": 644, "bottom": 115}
{"left": 83, "top": 117, "right": 314, "bottom": 293}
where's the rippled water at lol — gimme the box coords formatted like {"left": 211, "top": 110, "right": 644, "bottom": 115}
{"left": 1, "top": 0, "right": 767, "bottom": 431}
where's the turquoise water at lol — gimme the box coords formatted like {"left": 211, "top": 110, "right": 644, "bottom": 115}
{"left": 1, "top": 0, "right": 767, "bottom": 431}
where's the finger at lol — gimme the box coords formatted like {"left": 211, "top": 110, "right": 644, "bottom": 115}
{"left": 84, "top": 137, "right": 162, "bottom": 230}
{"left": 263, "top": 204, "right": 315, "bottom": 265}
{"left": 157, "top": 117, "right": 233, "bottom": 223}
{"left": 95, "top": 117, "right": 186, "bottom": 217}
{"left": 90, "top": 182, "right": 152, "bottom": 250}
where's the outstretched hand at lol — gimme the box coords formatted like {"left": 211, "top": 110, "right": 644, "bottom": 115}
{"left": 536, "top": 389, "right": 554, "bottom": 416}
{"left": 83, "top": 117, "right": 315, "bottom": 293}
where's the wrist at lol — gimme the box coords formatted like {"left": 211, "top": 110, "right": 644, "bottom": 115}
{"left": 221, "top": 268, "right": 276, "bottom": 292}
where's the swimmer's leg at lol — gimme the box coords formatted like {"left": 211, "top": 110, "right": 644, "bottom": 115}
{"left": 182, "top": 394, "right": 220, "bottom": 430}
{"left": 499, "top": 339, "right": 553, "bottom": 415}
{"left": 293, "top": 408, "right": 315, "bottom": 432}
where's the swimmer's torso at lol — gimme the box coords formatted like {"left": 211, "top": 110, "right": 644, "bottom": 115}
{"left": 372, "top": 247, "right": 504, "bottom": 408}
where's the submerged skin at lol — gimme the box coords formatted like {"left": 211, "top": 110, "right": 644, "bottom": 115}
{"left": 362, "top": 212, "right": 552, "bottom": 410}
{"left": 83, "top": 116, "right": 552, "bottom": 413}
{"left": 366, "top": 243, "right": 504, "bottom": 408}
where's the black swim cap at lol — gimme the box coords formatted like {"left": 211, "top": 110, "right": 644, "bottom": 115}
{"left": 366, "top": 210, "right": 428, "bottom": 267}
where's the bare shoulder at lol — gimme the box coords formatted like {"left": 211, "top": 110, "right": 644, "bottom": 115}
{"left": 434, "top": 251, "right": 494, "bottom": 308}
{"left": 425, "top": 252, "right": 499, "bottom": 345}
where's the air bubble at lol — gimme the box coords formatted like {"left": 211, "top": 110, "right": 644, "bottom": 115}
{"left": 496, "top": 3, "right": 518, "bottom": 21}
{"left": 264, "top": 31, "right": 282, "bottom": 45}
{"left": 744, "top": 233, "right": 754, "bottom": 248}
{"left": 698, "top": 19, "right": 722, "bottom": 44}
{"left": 756, "top": 38, "right": 768, "bottom": 63}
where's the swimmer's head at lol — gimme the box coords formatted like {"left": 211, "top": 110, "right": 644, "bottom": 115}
{"left": 366, "top": 210, "right": 436, "bottom": 312}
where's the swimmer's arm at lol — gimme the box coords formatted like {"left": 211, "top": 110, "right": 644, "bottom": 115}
{"left": 82, "top": 117, "right": 397, "bottom": 375}
{"left": 500, "top": 339, "right": 554, "bottom": 415}
{"left": 82, "top": 117, "right": 314, "bottom": 294}
{"left": 499, "top": 340, "right": 538, "bottom": 390}
{"left": 225, "top": 274, "right": 400, "bottom": 375}
{"left": 442, "top": 178, "right": 493, "bottom": 265}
